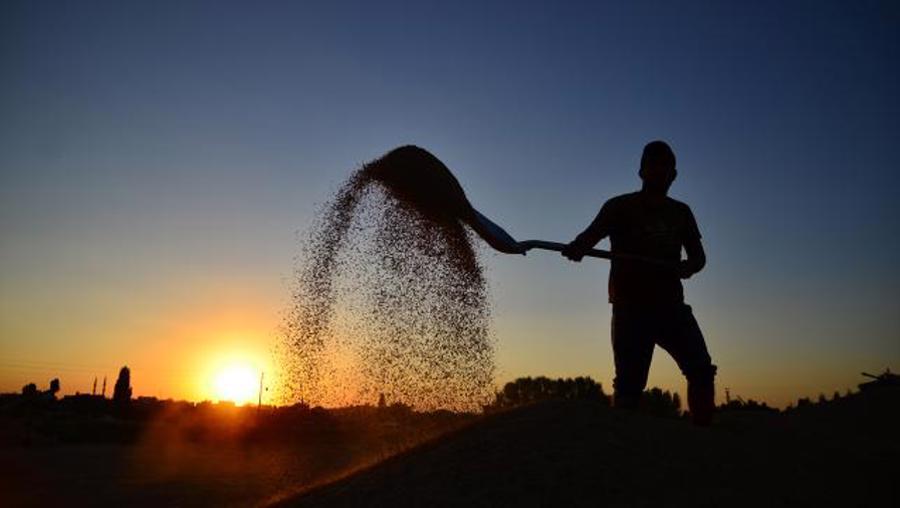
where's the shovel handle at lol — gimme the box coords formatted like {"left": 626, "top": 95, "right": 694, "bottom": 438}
{"left": 518, "top": 240, "right": 675, "bottom": 267}
{"left": 519, "top": 240, "right": 612, "bottom": 259}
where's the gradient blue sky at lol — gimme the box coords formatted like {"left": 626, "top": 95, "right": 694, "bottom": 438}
{"left": 2, "top": 1, "right": 898, "bottom": 406}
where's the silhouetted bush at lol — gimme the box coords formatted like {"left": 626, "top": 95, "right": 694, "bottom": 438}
{"left": 486, "top": 376, "right": 610, "bottom": 411}
{"left": 719, "top": 396, "right": 777, "bottom": 413}
{"left": 640, "top": 387, "right": 681, "bottom": 417}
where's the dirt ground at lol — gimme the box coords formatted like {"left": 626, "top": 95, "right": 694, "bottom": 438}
{"left": 278, "top": 393, "right": 898, "bottom": 507}
{"left": 0, "top": 405, "right": 467, "bottom": 507}
{"left": 2, "top": 436, "right": 403, "bottom": 507}
{"left": 2, "top": 391, "right": 896, "bottom": 507}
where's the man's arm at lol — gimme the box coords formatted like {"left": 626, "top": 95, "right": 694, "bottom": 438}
{"left": 562, "top": 203, "right": 612, "bottom": 262}
{"left": 680, "top": 236, "right": 706, "bottom": 279}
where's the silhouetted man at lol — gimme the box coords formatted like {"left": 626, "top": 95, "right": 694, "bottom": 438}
{"left": 561, "top": 141, "right": 716, "bottom": 426}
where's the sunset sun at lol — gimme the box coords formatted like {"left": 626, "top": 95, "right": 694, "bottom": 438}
{"left": 212, "top": 363, "right": 260, "bottom": 405}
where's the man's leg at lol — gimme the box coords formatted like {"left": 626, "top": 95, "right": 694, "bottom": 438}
{"left": 656, "top": 304, "right": 717, "bottom": 426}
{"left": 611, "top": 304, "right": 655, "bottom": 409}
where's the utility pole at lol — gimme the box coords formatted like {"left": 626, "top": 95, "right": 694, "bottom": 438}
{"left": 257, "top": 371, "right": 265, "bottom": 416}
{"left": 92, "top": 377, "right": 97, "bottom": 396}
{"left": 101, "top": 376, "right": 107, "bottom": 397}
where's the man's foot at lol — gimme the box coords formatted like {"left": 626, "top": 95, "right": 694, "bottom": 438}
{"left": 688, "top": 381, "right": 715, "bottom": 426}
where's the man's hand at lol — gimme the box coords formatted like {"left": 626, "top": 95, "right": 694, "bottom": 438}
{"left": 680, "top": 236, "right": 706, "bottom": 279}
{"left": 561, "top": 242, "right": 586, "bottom": 262}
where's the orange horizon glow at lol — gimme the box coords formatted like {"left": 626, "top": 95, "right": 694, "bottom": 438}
{"left": 0, "top": 293, "right": 879, "bottom": 410}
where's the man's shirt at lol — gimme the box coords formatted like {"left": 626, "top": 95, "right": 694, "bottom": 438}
{"left": 572, "top": 191, "right": 701, "bottom": 304}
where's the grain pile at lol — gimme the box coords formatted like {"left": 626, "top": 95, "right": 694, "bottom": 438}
{"left": 280, "top": 146, "right": 494, "bottom": 411}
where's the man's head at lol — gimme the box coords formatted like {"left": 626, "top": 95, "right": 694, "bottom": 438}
{"left": 639, "top": 140, "right": 677, "bottom": 194}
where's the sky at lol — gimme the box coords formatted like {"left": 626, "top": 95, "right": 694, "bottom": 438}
{"left": 1, "top": 0, "right": 898, "bottom": 407}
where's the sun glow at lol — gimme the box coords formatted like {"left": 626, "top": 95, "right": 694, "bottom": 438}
{"left": 212, "top": 362, "right": 260, "bottom": 405}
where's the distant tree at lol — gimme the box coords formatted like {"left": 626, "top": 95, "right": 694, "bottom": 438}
{"left": 832, "top": 391, "right": 842, "bottom": 402}
{"left": 386, "top": 401, "right": 412, "bottom": 418}
{"left": 641, "top": 387, "right": 681, "bottom": 418}
{"left": 378, "top": 393, "right": 386, "bottom": 408}
{"left": 818, "top": 393, "right": 827, "bottom": 404}
{"left": 487, "top": 376, "right": 610, "bottom": 411}
{"left": 113, "top": 366, "right": 132, "bottom": 402}
{"left": 22, "top": 383, "right": 38, "bottom": 396}
{"left": 797, "top": 397, "right": 811, "bottom": 407}
{"left": 719, "top": 395, "right": 777, "bottom": 413}
{"left": 49, "top": 378, "right": 60, "bottom": 398}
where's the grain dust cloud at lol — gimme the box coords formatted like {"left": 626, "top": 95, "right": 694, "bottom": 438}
{"left": 279, "top": 146, "right": 495, "bottom": 411}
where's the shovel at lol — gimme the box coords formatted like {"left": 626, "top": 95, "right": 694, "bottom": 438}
{"left": 468, "top": 210, "right": 673, "bottom": 267}
{"left": 368, "top": 145, "right": 671, "bottom": 266}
